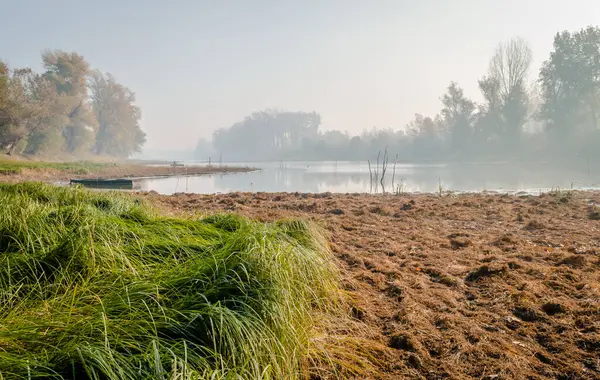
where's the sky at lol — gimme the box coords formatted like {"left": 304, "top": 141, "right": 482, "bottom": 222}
{"left": 1, "top": 0, "right": 599, "bottom": 151}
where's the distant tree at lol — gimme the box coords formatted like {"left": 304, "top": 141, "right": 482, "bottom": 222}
{"left": 0, "top": 68, "right": 66, "bottom": 155}
{"left": 476, "top": 75, "right": 503, "bottom": 141}
{"left": 348, "top": 136, "right": 365, "bottom": 158}
{"left": 407, "top": 113, "right": 439, "bottom": 139}
{"left": 489, "top": 38, "right": 533, "bottom": 98}
{"left": 440, "top": 82, "right": 476, "bottom": 152}
{"left": 42, "top": 50, "right": 97, "bottom": 154}
{"left": 539, "top": 27, "right": 600, "bottom": 138}
{"left": 406, "top": 113, "right": 444, "bottom": 160}
{"left": 0, "top": 61, "right": 8, "bottom": 109}
{"left": 89, "top": 70, "right": 145, "bottom": 157}
{"left": 0, "top": 61, "right": 10, "bottom": 137}
{"left": 483, "top": 38, "right": 533, "bottom": 144}
{"left": 213, "top": 110, "right": 321, "bottom": 160}
{"left": 322, "top": 130, "right": 349, "bottom": 145}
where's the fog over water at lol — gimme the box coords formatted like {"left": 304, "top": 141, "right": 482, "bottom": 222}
{"left": 137, "top": 161, "right": 600, "bottom": 195}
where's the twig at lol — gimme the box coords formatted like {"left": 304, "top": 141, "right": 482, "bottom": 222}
{"left": 368, "top": 160, "right": 373, "bottom": 193}
{"left": 375, "top": 150, "right": 381, "bottom": 193}
{"left": 391, "top": 154, "right": 398, "bottom": 191}
{"left": 587, "top": 155, "right": 591, "bottom": 176}
{"left": 380, "top": 147, "right": 388, "bottom": 192}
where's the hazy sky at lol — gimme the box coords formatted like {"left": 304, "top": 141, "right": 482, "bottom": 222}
{"left": 1, "top": 0, "right": 599, "bottom": 151}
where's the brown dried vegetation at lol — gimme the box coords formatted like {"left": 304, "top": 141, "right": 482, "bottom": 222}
{"left": 144, "top": 190, "right": 600, "bottom": 379}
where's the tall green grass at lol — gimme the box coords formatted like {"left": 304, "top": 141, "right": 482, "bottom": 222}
{"left": 0, "top": 183, "right": 339, "bottom": 379}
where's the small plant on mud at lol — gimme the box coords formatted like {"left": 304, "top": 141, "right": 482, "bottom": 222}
{"left": 395, "top": 177, "right": 406, "bottom": 195}
{"left": 549, "top": 186, "right": 573, "bottom": 199}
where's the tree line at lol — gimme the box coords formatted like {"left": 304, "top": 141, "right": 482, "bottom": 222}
{"left": 0, "top": 51, "right": 145, "bottom": 158}
{"left": 203, "top": 26, "right": 600, "bottom": 164}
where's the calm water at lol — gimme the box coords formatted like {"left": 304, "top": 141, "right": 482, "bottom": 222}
{"left": 135, "top": 161, "right": 600, "bottom": 195}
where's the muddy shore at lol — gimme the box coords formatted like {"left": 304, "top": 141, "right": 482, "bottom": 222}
{"left": 143, "top": 190, "right": 600, "bottom": 379}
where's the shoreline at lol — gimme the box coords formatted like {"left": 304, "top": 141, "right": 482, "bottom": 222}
{"left": 0, "top": 162, "right": 256, "bottom": 183}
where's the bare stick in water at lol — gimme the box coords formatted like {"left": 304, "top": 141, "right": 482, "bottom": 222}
{"left": 380, "top": 147, "right": 388, "bottom": 192}
{"left": 368, "top": 160, "right": 373, "bottom": 193}
{"left": 375, "top": 150, "right": 381, "bottom": 193}
{"left": 391, "top": 153, "right": 398, "bottom": 191}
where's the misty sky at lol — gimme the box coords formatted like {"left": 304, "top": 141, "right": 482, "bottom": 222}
{"left": 1, "top": 0, "right": 599, "bottom": 151}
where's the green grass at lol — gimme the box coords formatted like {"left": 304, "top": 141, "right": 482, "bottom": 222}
{"left": 0, "top": 183, "right": 339, "bottom": 379}
{"left": 0, "top": 160, "right": 112, "bottom": 175}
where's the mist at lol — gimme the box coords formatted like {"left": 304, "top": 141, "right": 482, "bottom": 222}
{"left": 1, "top": 0, "right": 600, "bottom": 167}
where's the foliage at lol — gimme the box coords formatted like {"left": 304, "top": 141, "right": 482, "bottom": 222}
{"left": 212, "top": 110, "right": 320, "bottom": 161}
{"left": 0, "top": 51, "right": 144, "bottom": 158}
{"left": 0, "top": 67, "right": 69, "bottom": 155}
{"left": 90, "top": 70, "right": 146, "bottom": 157}
{"left": 539, "top": 26, "right": 600, "bottom": 139}
{"left": 440, "top": 82, "right": 477, "bottom": 150}
{"left": 43, "top": 50, "right": 98, "bottom": 154}
{"left": 0, "top": 182, "right": 339, "bottom": 379}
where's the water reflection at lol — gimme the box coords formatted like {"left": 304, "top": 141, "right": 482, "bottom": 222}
{"left": 136, "top": 161, "right": 600, "bottom": 195}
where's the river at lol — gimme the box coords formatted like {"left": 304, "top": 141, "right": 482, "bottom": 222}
{"left": 134, "top": 161, "right": 600, "bottom": 195}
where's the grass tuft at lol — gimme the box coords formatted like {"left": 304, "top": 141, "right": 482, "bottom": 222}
{"left": 0, "top": 182, "right": 339, "bottom": 379}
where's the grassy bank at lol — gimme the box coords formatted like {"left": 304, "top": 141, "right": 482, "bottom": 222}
{"left": 0, "top": 159, "right": 255, "bottom": 184}
{"left": 0, "top": 183, "right": 338, "bottom": 379}
{"left": 0, "top": 160, "right": 110, "bottom": 175}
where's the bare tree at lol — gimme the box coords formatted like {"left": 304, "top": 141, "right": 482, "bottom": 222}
{"left": 486, "top": 37, "right": 533, "bottom": 143}
{"left": 489, "top": 37, "right": 533, "bottom": 98}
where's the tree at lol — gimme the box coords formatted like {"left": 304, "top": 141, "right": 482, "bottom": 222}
{"left": 486, "top": 38, "right": 533, "bottom": 143}
{"left": 0, "top": 61, "right": 10, "bottom": 139}
{"left": 0, "top": 61, "right": 8, "bottom": 111}
{"left": 440, "top": 82, "right": 476, "bottom": 151}
{"left": 539, "top": 27, "right": 600, "bottom": 138}
{"left": 407, "top": 113, "right": 439, "bottom": 138}
{"left": 0, "top": 68, "right": 66, "bottom": 155}
{"left": 42, "top": 50, "right": 97, "bottom": 153}
{"left": 406, "top": 114, "right": 444, "bottom": 160}
{"left": 476, "top": 75, "right": 502, "bottom": 141}
{"left": 89, "top": 70, "right": 145, "bottom": 157}
{"left": 489, "top": 38, "right": 533, "bottom": 99}
{"left": 212, "top": 110, "right": 321, "bottom": 160}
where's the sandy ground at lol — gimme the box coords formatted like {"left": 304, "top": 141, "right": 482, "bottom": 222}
{"left": 0, "top": 164, "right": 253, "bottom": 183}
{"left": 142, "top": 190, "right": 600, "bottom": 379}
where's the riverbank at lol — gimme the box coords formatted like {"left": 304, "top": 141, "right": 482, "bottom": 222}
{"left": 145, "top": 190, "right": 600, "bottom": 379}
{"left": 0, "top": 159, "right": 254, "bottom": 183}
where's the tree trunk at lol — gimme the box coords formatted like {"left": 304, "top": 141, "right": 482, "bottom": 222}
{"left": 5, "top": 137, "right": 21, "bottom": 155}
